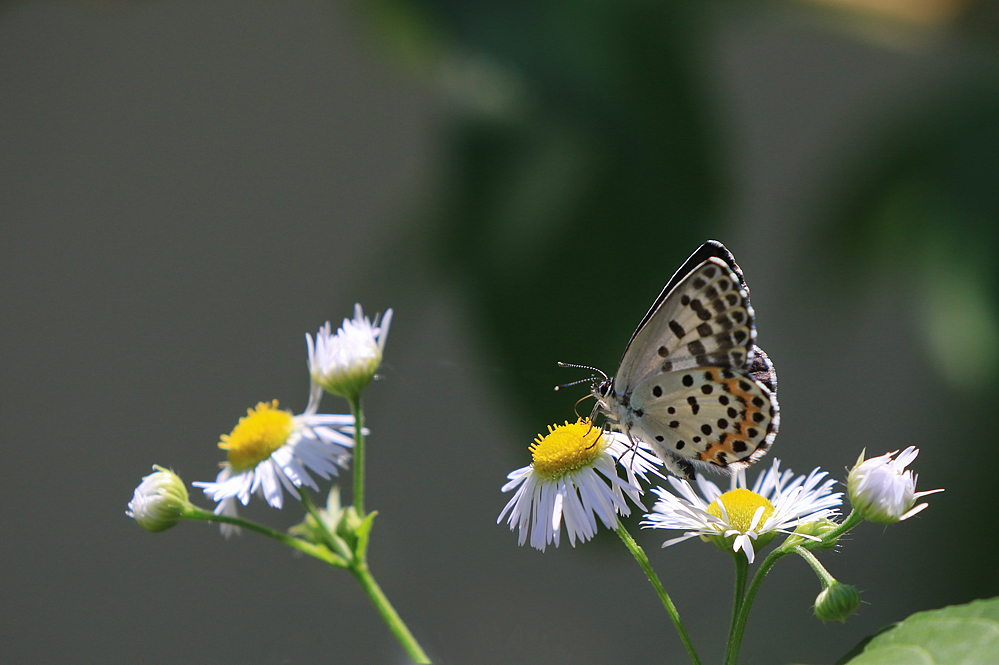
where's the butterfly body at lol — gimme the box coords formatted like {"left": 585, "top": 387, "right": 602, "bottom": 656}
{"left": 592, "top": 242, "right": 779, "bottom": 480}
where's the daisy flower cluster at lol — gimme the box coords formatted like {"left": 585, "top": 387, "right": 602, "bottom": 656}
{"left": 498, "top": 432, "right": 941, "bottom": 566}
{"left": 128, "top": 304, "right": 392, "bottom": 536}
{"left": 126, "top": 305, "right": 433, "bottom": 664}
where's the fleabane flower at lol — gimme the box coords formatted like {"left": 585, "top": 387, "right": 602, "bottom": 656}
{"left": 642, "top": 459, "right": 843, "bottom": 563}
{"left": 307, "top": 304, "right": 393, "bottom": 401}
{"left": 127, "top": 465, "right": 191, "bottom": 533}
{"left": 193, "top": 384, "right": 355, "bottom": 536}
{"left": 848, "top": 447, "right": 943, "bottom": 524}
{"left": 497, "top": 419, "right": 660, "bottom": 552}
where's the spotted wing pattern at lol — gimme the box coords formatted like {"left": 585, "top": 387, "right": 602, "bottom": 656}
{"left": 615, "top": 257, "right": 757, "bottom": 392}
{"left": 629, "top": 367, "right": 778, "bottom": 471}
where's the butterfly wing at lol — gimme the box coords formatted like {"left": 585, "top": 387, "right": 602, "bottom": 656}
{"left": 602, "top": 240, "right": 780, "bottom": 478}
{"left": 625, "top": 240, "right": 749, "bottom": 351}
{"left": 628, "top": 365, "right": 779, "bottom": 473}
{"left": 614, "top": 255, "right": 757, "bottom": 393}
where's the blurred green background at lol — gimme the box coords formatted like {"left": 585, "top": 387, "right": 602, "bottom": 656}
{"left": 2, "top": 0, "right": 997, "bottom": 663}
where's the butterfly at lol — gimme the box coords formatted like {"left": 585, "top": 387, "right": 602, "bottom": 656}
{"left": 589, "top": 240, "right": 779, "bottom": 480}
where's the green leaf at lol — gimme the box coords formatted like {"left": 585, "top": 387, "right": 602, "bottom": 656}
{"left": 355, "top": 510, "right": 378, "bottom": 562}
{"left": 839, "top": 597, "right": 999, "bottom": 665}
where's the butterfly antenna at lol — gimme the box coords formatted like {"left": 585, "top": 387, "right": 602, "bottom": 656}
{"left": 554, "top": 362, "right": 607, "bottom": 392}
{"left": 554, "top": 377, "right": 595, "bottom": 391}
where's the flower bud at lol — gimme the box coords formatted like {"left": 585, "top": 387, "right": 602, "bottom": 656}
{"left": 127, "top": 466, "right": 190, "bottom": 533}
{"left": 794, "top": 518, "right": 840, "bottom": 549}
{"left": 848, "top": 447, "right": 942, "bottom": 524}
{"left": 814, "top": 582, "right": 861, "bottom": 622}
{"left": 307, "top": 304, "right": 392, "bottom": 401}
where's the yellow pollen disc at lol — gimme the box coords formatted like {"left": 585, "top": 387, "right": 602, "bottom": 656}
{"left": 219, "top": 400, "right": 295, "bottom": 471}
{"left": 530, "top": 419, "right": 605, "bottom": 480}
{"left": 707, "top": 488, "right": 774, "bottom": 532}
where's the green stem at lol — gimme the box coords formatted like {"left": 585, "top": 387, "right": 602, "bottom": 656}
{"left": 350, "top": 561, "right": 431, "bottom": 664}
{"left": 187, "top": 501, "right": 429, "bottom": 661}
{"left": 818, "top": 509, "right": 862, "bottom": 546}
{"left": 723, "top": 548, "right": 791, "bottom": 665}
{"left": 728, "top": 552, "right": 749, "bottom": 652}
{"left": 350, "top": 395, "right": 366, "bottom": 516}
{"left": 182, "top": 505, "right": 345, "bottom": 566}
{"left": 790, "top": 545, "right": 836, "bottom": 588}
{"left": 616, "top": 522, "right": 701, "bottom": 665}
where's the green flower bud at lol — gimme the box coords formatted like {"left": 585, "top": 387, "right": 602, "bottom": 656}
{"left": 794, "top": 518, "right": 841, "bottom": 549}
{"left": 814, "top": 582, "right": 861, "bottom": 622}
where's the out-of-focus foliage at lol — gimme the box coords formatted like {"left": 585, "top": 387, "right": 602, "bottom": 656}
{"left": 815, "top": 82, "right": 999, "bottom": 390}
{"left": 358, "top": 0, "right": 729, "bottom": 424}
{"left": 359, "top": 0, "right": 999, "bottom": 421}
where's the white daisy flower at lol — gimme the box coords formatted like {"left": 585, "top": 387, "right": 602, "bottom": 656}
{"left": 848, "top": 447, "right": 943, "bottom": 524}
{"left": 193, "top": 383, "right": 355, "bottom": 536}
{"left": 498, "top": 419, "right": 661, "bottom": 552}
{"left": 642, "top": 459, "right": 843, "bottom": 563}
{"left": 307, "top": 304, "right": 393, "bottom": 400}
{"left": 127, "top": 465, "right": 190, "bottom": 533}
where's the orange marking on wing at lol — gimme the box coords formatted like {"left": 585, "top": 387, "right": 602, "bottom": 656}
{"left": 701, "top": 369, "right": 769, "bottom": 464}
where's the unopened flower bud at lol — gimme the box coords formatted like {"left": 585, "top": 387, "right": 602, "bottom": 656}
{"left": 307, "top": 304, "right": 392, "bottom": 401}
{"left": 127, "top": 466, "right": 190, "bottom": 533}
{"left": 848, "top": 447, "right": 942, "bottom": 524}
{"left": 814, "top": 581, "right": 861, "bottom": 622}
{"left": 794, "top": 518, "right": 840, "bottom": 549}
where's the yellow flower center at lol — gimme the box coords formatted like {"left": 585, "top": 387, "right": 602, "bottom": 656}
{"left": 707, "top": 488, "right": 774, "bottom": 532}
{"left": 530, "top": 419, "right": 606, "bottom": 479}
{"left": 219, "top": 400, "right": 295, "bottom": 471}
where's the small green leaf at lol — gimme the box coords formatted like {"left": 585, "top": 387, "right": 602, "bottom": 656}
{"left": 355, "top": 511, "right": 378, "bottom": 561}
{"left": 840, "top": 597, "right": 999, "bottom": 665}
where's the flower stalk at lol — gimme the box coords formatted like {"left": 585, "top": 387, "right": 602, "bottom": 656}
{"left": 182, "top": 503, "right": 348, "bottom": 567}
{"left": 350, "top": 394, "right": 366, "bottom": 517}
{"left": 351, "top": 561, "right": 431, "bottom": 664}
{"left": 616, "top": 522, "right": 701, "bottom": 665}
{"left": 724, "top": 546, "right": 792, "bottom": 665}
